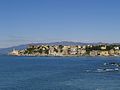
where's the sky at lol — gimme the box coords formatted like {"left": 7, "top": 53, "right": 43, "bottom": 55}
{"left": 0, "top": 0, "right": 120, "bottom": 48}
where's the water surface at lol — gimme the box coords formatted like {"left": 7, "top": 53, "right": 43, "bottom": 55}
{"left": 0, "top": 56, "right": 120, "bottom": 90}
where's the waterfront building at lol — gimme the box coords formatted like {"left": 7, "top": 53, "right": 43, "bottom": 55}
{"left": 62, "top": 46, "right": 70, "bottom": 55}
{"left": 78, "top": 49, "right": 86, "bottom": 56}
{"left": 114, "top": 50, "right": 120, "bottom": 55}
{"left": 69, "top": 46, "right": 78, "bottom": 55}
{"left": 109, "top": 49, "right": 115, "bottom": 56}
{"left": 9, "top": 49, "right": 19, "bottom": 56}
{"left": 90, "top": 50, "right": 98, "bottom": 56}
{"left": 99, "top": 51, "right": 109, "bottom": 56}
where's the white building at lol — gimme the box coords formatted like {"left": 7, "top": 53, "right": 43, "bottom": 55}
{"left": 10, "top": 49, "right": 19, "bottom": 56}
{"left": 101, "top": 46, "right": 106, "bottom": 50}
{"left": 114, "top": 47, "right": 119, "bottom": 50}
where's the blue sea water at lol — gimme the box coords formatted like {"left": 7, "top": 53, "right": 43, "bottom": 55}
{"left": 0, "top": 56, "right": 120, "bottom": 90}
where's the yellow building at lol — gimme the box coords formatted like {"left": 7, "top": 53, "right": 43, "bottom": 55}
{"left": 99, "top": 51, "right": 109, "bottom": 56}
{"left": 115, "top": 50, "right": 120, "bottom": 55}
{"left": 109, "top": 49, "right": 115, "bottom": 56}
{"left": 90, "top": 50, "right": 98, "bottom": 56}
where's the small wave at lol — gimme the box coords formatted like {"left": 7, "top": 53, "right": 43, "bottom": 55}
{"left": 85, "top": 68, "right": 119, "bottom": 73}
{"left": 97, "top": 68, "right": 119, "bottom": 72}
{"left": 85, "top": 70, "right": 91, "bottom": 72}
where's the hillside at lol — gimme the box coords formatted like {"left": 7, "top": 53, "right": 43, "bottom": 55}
{"left": 0, "top": 41, "right": 106, "bottom": 55}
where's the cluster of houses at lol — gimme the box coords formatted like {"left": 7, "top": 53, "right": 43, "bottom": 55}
{"left": 9, "top": 44, "right": 120, "bottom": 56}
{"left": 89, "top": 45, "right": 120, "bottom": 56}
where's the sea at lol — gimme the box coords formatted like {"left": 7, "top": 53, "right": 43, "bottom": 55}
{"left": 0, "top": 56, "right": 120, "bottom": 90}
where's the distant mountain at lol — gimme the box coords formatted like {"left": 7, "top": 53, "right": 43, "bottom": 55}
{"left": 0, "top": 41, "right": 107, "bottom": 55}
{"left": 0, "top": 44, "right": 28, "bottom": 55}
{"left": 30, "top": 41, "right": 105, "bottom": 46}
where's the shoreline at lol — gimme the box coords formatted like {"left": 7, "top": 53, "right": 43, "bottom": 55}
{"left": 9, "top": 54, "right": 120, "bottom": 57}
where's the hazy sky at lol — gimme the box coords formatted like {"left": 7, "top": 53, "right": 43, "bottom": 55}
{"left": 0, "top": 0, "right": 120, "bottom": 48}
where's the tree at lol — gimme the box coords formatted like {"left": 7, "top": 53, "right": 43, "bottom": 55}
{"left": 44, "top": 49, "right": 49, "bottom": 54}
{"left": 38, "top": 49, "right": 43, "bottom": 54}
{"left": 59, "top": 45, "right": 64, "bottom": 52}
{"left": 54, "top": 48, "right": 58, "bottom": 53}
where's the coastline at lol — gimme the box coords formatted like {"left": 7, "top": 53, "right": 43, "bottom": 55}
{"left": 8, "top": 54, "right": 120, "bottom": 57}
{"left": 9, "top": 44, "right": 120, "bottom": 57}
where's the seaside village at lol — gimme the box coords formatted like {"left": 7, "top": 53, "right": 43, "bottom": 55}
{"left": 10, "top": 44, "right": 120, "bottom": 57}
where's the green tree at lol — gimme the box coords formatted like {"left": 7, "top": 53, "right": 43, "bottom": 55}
{"left": 44, "top": 49, "right": 49, "bottom": 54}
{"left": 59, "top": 45, "right": 64, "bottom": 52}
{"left": 38, "top": 49, "right": 43, "bottom": 54}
